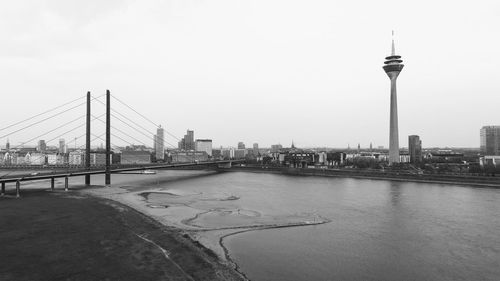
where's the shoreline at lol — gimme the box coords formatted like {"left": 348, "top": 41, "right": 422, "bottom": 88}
{"left": 79, "top": 175, "right": 330, "bottom": 280}
{"left": 223, "top": 166, "right": 500, "bottom": 188}
{"left": 0, "top": 187, "right": 244, "bottom": 281}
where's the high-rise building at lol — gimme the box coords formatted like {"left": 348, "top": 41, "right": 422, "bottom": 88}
{"left": 253, "top": 143, "right": 259, "bottom": 155}
{"left": 153, "top": 134, "right": 157, "bottom": 152}
{"left": 155, "top": 126, "right": 165, "bottom": 161}
{"left": 408, "top": 135, "right": 422, "bottom": 164}
{"left": 383, "top": 32, "right": 404, "bottom": 164}
{"left": 186, "top": 130, "right": 194, "bottom": 150}
{"left": 238, "top": 142, "right": 245, "bottom": 149}
{"left": 178, "top": 129, "right": 195, "bottom": 151}
{"left": 59, "top": 138, "right": 65, "bottom": 154}
{"left": 5, "top": 138, "right": 10, "bottom": 151}
{"left": 195, "top": 139, "right": 213, "bottom": 156}
{"left": 480, "top": 126, "right": 500, "bottom": 155}
{"left": 157, "top": 127, "right": 165, "bottom": 159}
{"left": 37, "top": 140, "right": 46, "bottom": 152}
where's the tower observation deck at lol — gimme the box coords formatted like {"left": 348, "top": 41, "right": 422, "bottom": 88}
{"left": 383, "top": 32, "right": 404, "bottom": 164}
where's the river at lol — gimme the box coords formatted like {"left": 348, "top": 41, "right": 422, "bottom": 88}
{"left": 83, "top": 170, "right": 500, "bottom": 280}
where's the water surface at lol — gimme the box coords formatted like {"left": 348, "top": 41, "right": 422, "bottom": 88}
{"left": 147, "top": 171, "right": 500, "bottom": 281}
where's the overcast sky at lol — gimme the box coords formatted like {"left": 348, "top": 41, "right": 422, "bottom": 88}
{"left": 1, "top": 0, "right": 499, "bottom": 149}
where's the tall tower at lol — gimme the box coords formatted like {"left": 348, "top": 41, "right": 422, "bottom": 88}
{"left": 156, "top": 126, "right": 165, "bottom": 161}
{"left": 383, "top": 32, "right": 404, "bottom": 164}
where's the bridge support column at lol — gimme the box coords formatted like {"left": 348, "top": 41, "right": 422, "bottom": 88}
{"left": 51, "top": 178, "right": 55, "bottom": 191}
{"left": 105, "top": 89, "right": 111, "bottom": 186}
{"left": 16, "top": 180, "right": 20, "bottom": 198}
{"left": 1, "top": 182, "right": 5, "bottom": 196}
{"left": 85, "top": 91, "right": 91, "bottom": 185}
{"left": 65, "top": 176, "right": 69, "bottom": 191}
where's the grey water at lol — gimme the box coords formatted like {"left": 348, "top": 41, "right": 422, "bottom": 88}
{"left": 55, "top": 170, "right": 499, "bottom": 281}
{"left": 141, "top": 171, "right": 500, "bottom": 281}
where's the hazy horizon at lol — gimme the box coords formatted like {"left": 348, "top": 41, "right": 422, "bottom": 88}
{"left": 1, "top": 0, "right": 499, "bottom": 148}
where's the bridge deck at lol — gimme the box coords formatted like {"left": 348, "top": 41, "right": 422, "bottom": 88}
{"left": 0, "top": 160, "right": 241, "bottom": 184}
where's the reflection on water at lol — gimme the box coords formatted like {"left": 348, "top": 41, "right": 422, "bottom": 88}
{"left": 389, "top": 181, "right": 402, "bottom": 206}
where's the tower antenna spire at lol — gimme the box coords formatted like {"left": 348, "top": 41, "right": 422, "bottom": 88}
{"left": 391, "top": 30, "right": 395, "bottom": 56}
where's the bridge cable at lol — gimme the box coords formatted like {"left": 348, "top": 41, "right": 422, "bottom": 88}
{"left": 109, "top": 113, "right": 177, "bottom": 148}
{"left": 91, "top": 115, "right": 150, "bottom": 147}
{"left": 0, "top": 94, "right": 105, "bottom": 139}
{"left": 91, "top": 95, "right": 153, "bottom": 138}
{"left": 44, "top": 113, "right": 106, "bottom": 145}
{"left": 0, "top": 95, "right": 86, "bottom": 132}
{"left": 111, "top": 94, "right": 158, "bottom": 127}
{"left": 90, "top": 133, "right": 120, "bottom": 148}
{"left": 89, "top": 98, "right": 178, "bottom": 149}
{"left": 10, "top": 115, "right": 86, "bottom": 150}
{"left": 97, "top": 95, "right": 198, "bottom": 161}
{"left": 109, "top": 94, "right": 183, "bottom": 142}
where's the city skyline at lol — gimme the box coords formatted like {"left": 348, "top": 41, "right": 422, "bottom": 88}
{"left": 1, "top": 1, "right": 500, "bottom": 148}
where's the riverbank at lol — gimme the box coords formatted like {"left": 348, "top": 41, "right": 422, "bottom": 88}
{"left": 224, "top": 166, "right": 500, "bottom": 188}
{"left": 82, "top": 180, "right": 329, "bottom": 279}
{"left": 0, "top": 187, "right": 244, "bottom": 281}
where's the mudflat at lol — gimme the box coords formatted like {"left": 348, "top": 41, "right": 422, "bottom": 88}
{"left": 0, "top": 189, "right": 244, "bottom": 281}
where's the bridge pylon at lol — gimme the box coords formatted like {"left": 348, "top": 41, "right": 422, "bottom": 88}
{"left": 85, "top": 91, "right": 91, "bottom": 185}
{"left": 105, "top": 90, "right": 111, "bottom": 186}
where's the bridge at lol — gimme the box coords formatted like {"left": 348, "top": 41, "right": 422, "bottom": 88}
{"left": 0, "top": 90, "right": 240, "bottom": 197}
{"left": 0, "top": 160, "right": 241, "bottom": 197}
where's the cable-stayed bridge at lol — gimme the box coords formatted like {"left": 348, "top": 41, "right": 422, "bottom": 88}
{"left": 0, "top": 90, "right": 239, "bottom": 197}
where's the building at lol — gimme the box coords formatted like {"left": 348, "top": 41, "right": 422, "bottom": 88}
{"left": 69, "top": 151, "right": 84, "bottom": 165}
{"left": 222, "top": 148, "right": 234, "bottom": 159}
{"left": 28, "top": 153, "right": 46, "bottom": 165}
{"left": 90, "top": 153, "right": 107, "bottom": 166}
{"left": 234, "top": 149, "right": 246, "bottom": 159}
{"left": 281, "top": 151, "right": 316, "bottom": 168}
{"left": 195, "top": 139, "right": 212, "bottom": 157}
{"left": 121, "top": 151, "right": 151, "bottom": 164}
{"left": 153, "top": 134, "right": 157, "bottom": 154}
{"left": 270, "top": 144, "right": 283, "bottom": 153}
{"left": 155, "top": 126, "right": 165, "bottom": 161}
{"left": 383, "top": 32, "right": 404, "bottom": 164}
{"left": 480, "top": 155, "right": 500, "bottom": 167}
{"left": 399, "top": 153, "right": 411, "bottom": 163}
{"left": 238, "top": 142, "right": 245, "bottom": 149}
{"left": 178, "top": 129, "right": 195, "bottom": 150}
{"left": 37, "top": 140, "right": 47, "bottom": 152}
{"left": 212, "top": 148, "right": 222, "bottom": 159}
{"left": 170, "top": 151, "right": 208, "bottom": 163}
{"left": 480, "top": 126, "right": 500, "bottom": 155}
{"left": 317, "top": 151, "right": 328, "bottom": 165}
{"left": 253, "top": 143, "right": 259, "bottom": 155}
{"left": 425, "top": 151, "right": 464, "bottom": 163}
{"left": 408, "top": 135, "right": 422, "bottom": 164}
{"left": 47, "top": 153, "right": 66, "bottom": 165}
{"left": 58, "top": 139, "right": 65, "bottom": 154}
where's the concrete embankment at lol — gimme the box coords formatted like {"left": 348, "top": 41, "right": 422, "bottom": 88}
{"left": 223, "top": 166, "right": 500, "bottom": 188}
